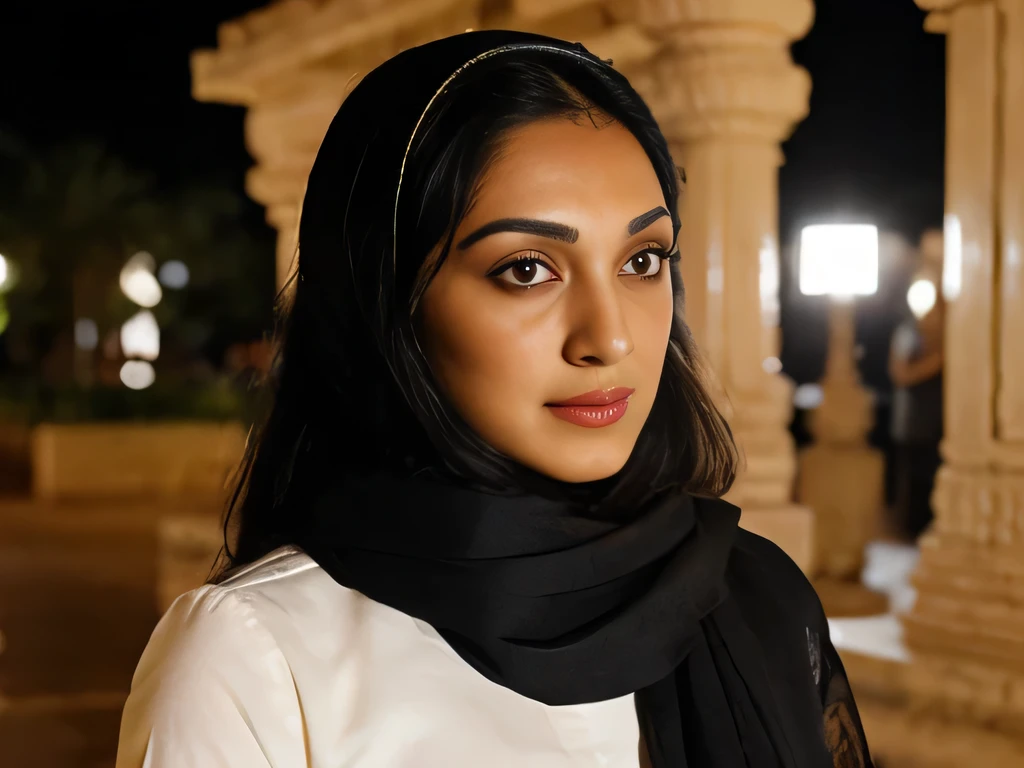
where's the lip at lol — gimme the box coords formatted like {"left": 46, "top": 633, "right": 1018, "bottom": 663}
{"left": 545, "top": 387, "right": 634, "bottom": 429}
{"left": 547, "top": 387, "right": 635, "bottom": 407}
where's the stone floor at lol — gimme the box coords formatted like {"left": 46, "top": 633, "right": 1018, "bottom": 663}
{"left": 0, "top": 496, "right": 220, "bottom": 768}
{"left": 827, "top": 540, "right": 919, "bottom": 660}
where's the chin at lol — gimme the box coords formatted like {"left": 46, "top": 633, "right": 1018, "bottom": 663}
{"left": 524, "top": 443, "right": 634, "bottom": 484}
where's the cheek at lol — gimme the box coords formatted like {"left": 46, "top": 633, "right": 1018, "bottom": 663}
{"left": 420, "top": 279, "right": 554, "bottom": 408}
{"left": 632, "top": 279, "right": 675, "bottom": 376}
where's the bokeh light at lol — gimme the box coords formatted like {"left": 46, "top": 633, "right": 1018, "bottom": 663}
{"left": 119, "top": 251, "right": 163, "bottom": 308}
{"left": 74, "top": 318, "right": 99, "bottom": 351}
{"left": 120, "top": 310, "right": 160, "bottom": 361}
{"left": 799, "top": 224, "right": 880, "bottom": 298}
{"left": 158, "top": 260, "right": 189, "bottom": 289}
{"left": 907, "top": 278, "right": 938, "bottom": 319}
{"left": 119, "top": 360, "right": 156, "bottom": 390}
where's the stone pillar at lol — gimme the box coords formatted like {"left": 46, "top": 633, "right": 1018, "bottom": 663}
{"left": 244, "top": 83, "right": 349, "bottom": 293}
{"left": 798, "top": 298, "right": 884, "bottom": 580}
{"left": 267, "top": 204, "right": 299, "bottom": 292}
{"left": 902, "top": 0, "right": 1024, "bottom": 734}
{"left": 631, "top": 0, "right": 816, "bottom": 571}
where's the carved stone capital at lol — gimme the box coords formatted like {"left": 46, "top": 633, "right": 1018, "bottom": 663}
{"left": 916, "top": 0, "right": 998, "bottom": 33}
{"left": 192, "top": 0, "right": 481, "bottom": 105}
{"left": 629, "top": 0, "right": 813, "bottom": 144}
{"left": 246, "top": 162, "right": 312, "bottom": 211}
{"left": 635, "top": 0, "right": 814, "bottom": 40}
{"left": 243, "top": 94, "right": 340, "bottom": 166}
{"left": 916, "top": 0, "right": 987, "bottom": 11}
{"left": 634, "top": 49, "right": 810, "bottom": 144}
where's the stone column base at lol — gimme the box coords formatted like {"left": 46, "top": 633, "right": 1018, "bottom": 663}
{"left": 838, "top": 647, "right": 1024, "bottom": 767}
{"left": 902, "top": 531, "right": 1024, "bottom": 734}
{"left": 857, "top": 688, "right": 1024, "bottom": 767}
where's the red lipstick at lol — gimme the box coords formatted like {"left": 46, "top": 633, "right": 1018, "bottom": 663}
{"left": 546, "top": 387, "right": 635, "bottom": 428}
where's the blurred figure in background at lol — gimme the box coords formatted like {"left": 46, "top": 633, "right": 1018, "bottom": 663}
{"left": 888, "top": 230, "right": 944, "bottom": 540}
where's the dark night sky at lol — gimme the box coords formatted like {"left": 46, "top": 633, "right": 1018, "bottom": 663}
{"left": 0, "top": 0, "right": 945, "bottom": 388}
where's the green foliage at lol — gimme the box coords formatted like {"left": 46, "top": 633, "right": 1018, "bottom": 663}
{"left": 0, "top": 376, "right": 258, "bottom": 424}
{"left": 0, "top": 130, "right": 275, "bottom": 374}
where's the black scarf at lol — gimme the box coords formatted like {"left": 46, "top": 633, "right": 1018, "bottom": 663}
{"left": 301, "top": 473, "right": 820, "bottom": 767}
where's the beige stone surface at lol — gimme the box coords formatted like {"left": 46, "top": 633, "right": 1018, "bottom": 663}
{"left": 157, "top": 514, "right": 226, "bottom": 613}
{"left": 835, "top": 647, "right": 1024, "bottom": 767}
{"left": 799, "top": 299, "right": 885, "bottom": 579}
{"left": 858, "top": 697, "right": 1024, "bottom": 768}
{"left": 31, "top": 422, "right": 246, "bottom": 501}
{"left": 891, "top": 0, "right": 1024, "bottom": 754}
{"left": 0, "top": 497, "right": 222, "bottom": 767}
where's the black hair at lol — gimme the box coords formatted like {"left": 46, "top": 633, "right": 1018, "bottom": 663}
{"left": 217, "top": 51, "right": 737, "bottom": 574}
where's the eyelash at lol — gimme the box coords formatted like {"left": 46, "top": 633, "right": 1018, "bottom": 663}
{"left": 487, "top": 246, "right": 678, "bottom": 290}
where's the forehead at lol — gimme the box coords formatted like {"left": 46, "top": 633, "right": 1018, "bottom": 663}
{"left": 472, "top": 118, "right": 665, "bottom": 213}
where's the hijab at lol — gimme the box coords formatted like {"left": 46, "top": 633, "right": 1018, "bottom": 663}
{"left": 294, "top": 30, "right": 835, "bottom": 767}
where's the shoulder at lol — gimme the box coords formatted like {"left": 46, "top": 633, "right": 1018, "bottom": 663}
{"left": 138, "top": 546, "right": 355, "bottom": 676}
{"left": 127, "top": 546, "right": 324, "bottom": 694}
{"left": 118, "top": 547, "right": 335, "bottom": 765}
{"left": 731, "top": 527, "right": 812, "bottom": 589}
{"left": 727, "top": 523, "right": 827, "bottom": 631}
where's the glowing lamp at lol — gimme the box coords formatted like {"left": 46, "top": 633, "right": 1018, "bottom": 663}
{"left": 119, "top": 251, "right": 162, "bottom": 308}
{"left": 799, "top": 224, "right": 879, "bottom": 298}
{"left": 120, "top": 360, "right": 155, "bottom": 390}
{"left": 120, "top": 310, "right": 160, "bottom": 361}
{"left": 907, "top": 279, "right": 938, "bottom": 320}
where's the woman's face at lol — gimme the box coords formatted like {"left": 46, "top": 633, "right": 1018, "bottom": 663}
{"left": 419, "top": 117, "right": 676, "bottom": 483}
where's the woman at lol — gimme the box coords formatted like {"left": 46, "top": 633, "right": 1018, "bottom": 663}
{"left": 889, "top": 285, "right": 944, "bottom": 540}
{"left": 116, "top": 31, "right": 872, "bottom": 768}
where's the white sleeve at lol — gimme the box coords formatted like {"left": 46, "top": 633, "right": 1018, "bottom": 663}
{"left": 115, "top": 585, "right": 309, "bottom": 768}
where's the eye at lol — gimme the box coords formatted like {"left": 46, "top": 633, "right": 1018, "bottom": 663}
{"left": 620, "top": 247, "right": 667, "bottom": 279}
{"left": 489, "top": 256, "right": 559, "bottom": 288}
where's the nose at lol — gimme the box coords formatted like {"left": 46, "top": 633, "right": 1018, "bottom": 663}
{"left": 561, "top": 280, "right": 634, "bottom": 367}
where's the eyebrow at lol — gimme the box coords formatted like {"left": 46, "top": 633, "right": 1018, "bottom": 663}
{"left": 456, "top": 205, "right": 672, "bottom": 251}
{"left": 628, "top": 206, "right": 670, "bottom": 236}
{"left": 457, "top": 218, "right": 578, "bottom": 250}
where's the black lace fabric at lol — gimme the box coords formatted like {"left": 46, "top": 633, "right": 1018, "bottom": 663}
{"left": 819, "top": 637, "right": 874, "bottom": 768}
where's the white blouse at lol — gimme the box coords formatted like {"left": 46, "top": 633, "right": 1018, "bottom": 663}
{"left": 116, "top": 546, "right": 642, "bottom": 768}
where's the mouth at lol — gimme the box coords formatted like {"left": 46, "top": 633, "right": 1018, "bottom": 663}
{"left": 545, "top": 387, "right": 635, "bottom": 429}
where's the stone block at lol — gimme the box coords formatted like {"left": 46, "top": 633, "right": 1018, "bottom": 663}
{"left": 30, "top": 422, "right": 246, "bottom": 501}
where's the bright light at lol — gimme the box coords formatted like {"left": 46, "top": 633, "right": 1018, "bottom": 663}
{"left": 74, "top": 318, "right": 99, "bottom": 350}
{"left": 759, "top": 236, "right": 780, "bottom": 326}
{"left": 943, "top": 214, "right": 962, "bottom": 300}
{"left": 119, "top": 252, "right": 162, "bottom": 307}
{"left": 907, "top": 279, "right": 938, "bottom": 319}
{"left": 793, "top": 382, "right": 825, "bottom": 410}
{"left": 799, "top": 224, "right": 879, "bottom": 297}
{"left": 0, "top": 253, "right": 8, "bottom": 289}
{"left": 158, "top": 260, "right": 189, "bottom": 289}
{"left": 120, "top": 310, "right": 160, "bottom": 361}
{"left": 120, "top": 360, "right": 155, "bottom": 390}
